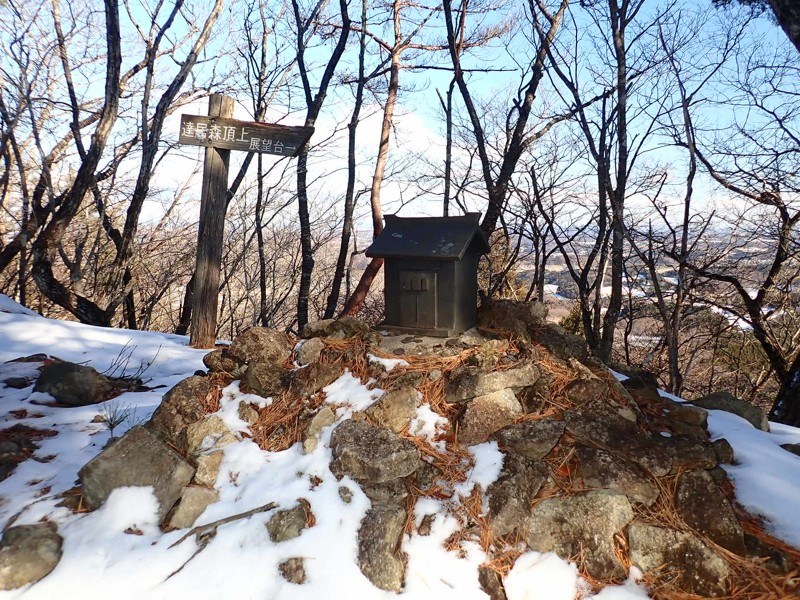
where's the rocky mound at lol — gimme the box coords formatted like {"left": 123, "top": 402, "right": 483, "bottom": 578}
{"left": 7, "top": 300, "right": 798, "bottom": 597}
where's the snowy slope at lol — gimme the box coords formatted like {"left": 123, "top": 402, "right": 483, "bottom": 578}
{"left": 0, "top": 295, "right": 798, "bottom": 599}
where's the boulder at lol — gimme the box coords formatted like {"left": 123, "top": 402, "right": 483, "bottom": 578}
{"left": 242, "top": 362, "right": 290, "bottom": 398}
{"left": 478, "top": 566, "right": 507, "bottom": 600}
{"left": 148, "top": 375, "right": 210, "bottom": 448}
{"left": 564, "top": 401, "right": 672, "bottom": 476}
{"left": 0, "top": 523, "right": 62, "bottom": 590}
{"left": 290, "top": 362, "right": 344, "bottom": 397}
{"left": 202, "top": 349, "right": 242, "bottom": 375}
{"left": 357, "top": 503, "right": 407, "bottom": 592}
{"left": 458, "top": 389, "right": 523, "bottom": 446}
{"left": 184, "top": 415, "right": 237, "bottom": 457}
{"left": 267, "top": 500, "right": 312, "bottom": 543}
{"left": 528, "top": 324, "right": 588, "bottom": 361}
{"left": 713, "top": 438, "right": 735, "bottom": 464}
{"left": 628, "top": 523, "right": 729, "bottom": 596}
{"left": 302, "top": 406, "right": 336, "bottom": 454}
{"left": 445, "top": 363, "right": 539, "bottom": 403}
{"left": 692, "top": 391, "right": 769, "bottom": 432}
{"left": 661, "top": 436, "right": 718, "bottom": 472}
{"left": 296, "top": 337, "right": 325, "bottom": 366}
{"left": 574, "top": 445, "right": 659, "bottom": 507}
{"left": 193, "top": 450, "right": 224, "bottom": 487}
{"left": 666, "top": 404, "right": 709, "bottom": 428}
{"left": 238, "top": 402, "right": 260, "bottom": 426}
{"left": 477, "top": 298, "right": 548, "bottom": 332}
{"left": 329, "top": 420, "right": 422, "bottom": 483}
{"left": 486, "top": 454, "right": 547, "bottom": 536}
{"left": 361, "top": 479, "right": 408, "bottom": 505}
{"left": 33, "top": 362, "right": 114, "bottom": 406}
{"left": 675, "top": 470, "right": 746, "bottom": 555}
{"left": 494, "top": 418, "right": 564, "bottom": 460}
{"left": 168, "top": 486, "right": 219, "bottom": 529}
{"left": 621, "top": 372, "right": 662, "bottom": 407}
{"left": 364, "top": 386, "right": 419, "bottom": 433}
{"left": 523, "top": 490, "right": 634, "bottom": 580}
{"left": 225, "top": 327, "right": 293, "bottom": 366}
{"left": 79, "top": 426, "right": 194, "bottom": 522}
{"left": 303, "top": 317, "right": 376, "bottom": 341}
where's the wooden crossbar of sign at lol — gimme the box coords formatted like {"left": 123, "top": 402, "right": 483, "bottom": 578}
{"left": 178, "top": 115, "right": 314, "bottom": 157}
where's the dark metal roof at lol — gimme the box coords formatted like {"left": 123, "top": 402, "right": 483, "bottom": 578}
{"left": 365, "top": 213, "right": 490, "bottom": 261}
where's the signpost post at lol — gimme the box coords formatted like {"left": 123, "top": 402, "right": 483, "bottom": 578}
{"left": 181, "top": 94, "right": 314, "bottom": 348}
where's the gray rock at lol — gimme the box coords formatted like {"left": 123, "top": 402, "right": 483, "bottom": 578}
{"left": 79, "top": 426, "right": 194, "bottom": 523}
{"left": 290, "top": 362, "right": 344, "bottom": 397}
{"left": 693, "top": 391, "right": 769, "bottom": 432}
{"left": 478, "top": 566, "right": 507, "bottom": 600}
{"left": 365, "top": 386, "right": 419, "bottom": 433}
{"left": 242, "top": 362, "right": 290, "bottom": 398}
{"left": 529, "top": 324, "right": 588, "bottom": 361}
{"left": 193, "top": 450, "right": 224, "bottom": 487}
{"left": 477, "top": 299, "right": 548, "bottom": 333}
{"left": 302, "top": 406, "right": 336, "bottom": 454}
{"left": 279, "top": 557, "right": 306, "bottom": 584}
{"left": 148, "top": 375, "right": 210, "bottom": 449}
{"left": 565, "top": 401, "right": 672, "bottom": 476}
{"left": 446, "top": 362, "right": 539, "bottom": 403}
{"left": 202, "top": 349, "right": 242, "bottom": 375}
{"left": 458, "top": 389, "right": 523, "bottom": 446}
{"left": 666, "top": 404, "right": 709, "bottom": 428}
{"left": 339, "top": 486, "right": 353, "bottom": 504}
{"left": 361, "top": 479, "right": 408, "bottom": 505}
{"left": 661, "top": 435, "right": 718, "bottom": 472}
{"left": 225, "top": 327, "right": 293, "bottom": 366}
{"left": 267, "top": 501, "right": 311, "bottom": 543}
{"left": 675, "top": 470, "right": 746, "bottom": 555}
{"left": 494, "top": 418, "right": 564, "bottom": 460}
{"left": 575, "top": 445, "right": 660, "bottom": 506}
{"left": 781, "top": 443, "right": 800, "bottom": 457}
{"left": 296, "top": 338, "right": 325, "bottom": 366}
{"left": 487, "top": 454, "right": 547, "bottom": 536}
{"left": 628, "top": 523, "right": 729, "bottom": 596}
{"left": 238, "top": 402, "right": 260, "bottom": 426}
{"left": 168, "top": 486, "right": 219, "bottom": 529}
{"left": 357, "top": 503, "right": 407, "bottom": 592}
{"left": 184, "top": 415, "right": 237, "bottom": 457}
{"left": 523, "top": 490, "right": 634, "bottom": 580}
{"left": 330, "top": 420, "right": 422, "bottom": 483}
{"left": 0, "top": 523, "right": 62, "bottom": 590}
{"left": 303, "top": 317, "right": 377, "bottom": 342}
{"left": 33, "top": 362, "right": 114, "bottom": 406}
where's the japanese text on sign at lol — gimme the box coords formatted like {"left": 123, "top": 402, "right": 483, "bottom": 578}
{"left": 178, "top": 115, "right": 313, "bottom": 157}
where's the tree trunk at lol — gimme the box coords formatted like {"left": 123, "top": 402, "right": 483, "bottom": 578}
{"left": 769, "top": 0, "right": 800, "bottom": 54}
{"left": 291, "top": 0, "right": 350, "bottom": 330}
{"left": 324, "top": 0, "right": 368, "bottom": 320}
{"left": 769, "top": 355, "right": 800, "bottom": 426}
{"left": 175, "top": 273, "right": 194, "bottom": 336}
{"left": 340, "top": 257, "right": 383, "bottom": 317}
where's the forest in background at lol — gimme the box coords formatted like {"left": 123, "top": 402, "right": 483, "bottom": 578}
{"left": 1, "top": 0, "right": 799, "bottom": 424}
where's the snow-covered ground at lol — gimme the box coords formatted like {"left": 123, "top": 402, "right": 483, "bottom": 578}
{"left": 0, "top": 295, "right": 798, "bottom": 599}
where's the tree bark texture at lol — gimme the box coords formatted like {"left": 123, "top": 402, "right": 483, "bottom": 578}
{"left": 190, "top": 94, "right": 233, "bottom": 348}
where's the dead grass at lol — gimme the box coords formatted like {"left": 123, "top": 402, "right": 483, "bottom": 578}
{"left": 250, "top": 391, "right": 323, "bottom": 452}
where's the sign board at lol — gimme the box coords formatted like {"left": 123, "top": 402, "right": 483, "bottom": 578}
{"left": 179, "top": 114, "right": 314, "bottom": 157}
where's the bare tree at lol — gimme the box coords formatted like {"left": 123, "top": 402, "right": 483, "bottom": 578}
{"left": 291, "top": 0, "right": 351, "bottom": 330}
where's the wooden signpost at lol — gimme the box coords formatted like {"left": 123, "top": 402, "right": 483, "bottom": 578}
{"left": 182, "top": 94, "right": 314, "bottom": 348}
